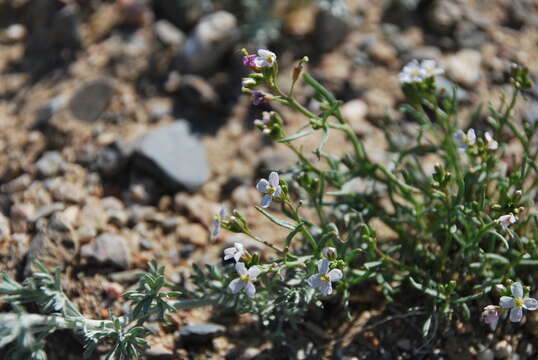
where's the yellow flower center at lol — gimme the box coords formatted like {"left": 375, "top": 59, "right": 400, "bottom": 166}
{"left": 267, "top": 184, "right": 276, "bottom": 195}
{"left": 515, "top": 298, "right": 524, "bottom": 307}
{"left": 320, "top": 274, "right": 331, "bottom": 282}
{"left": 240, "top": 274, "right": 250, "bottom": 282}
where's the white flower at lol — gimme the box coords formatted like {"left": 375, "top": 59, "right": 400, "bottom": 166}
{"left": 399, "top": 59, "right": 424, "bottom": 84}
{"left": 256, "top": 171, "right": 282, "bottom": 208}
{"left": 228, "top": 262, "right": 261, "bottom": 297}
{"left": 223, "top": 242, "right": 245, "bottom": 262}
{"left": 484, "top": 131, "right": 498, "bottom": 150}
{"left": 211, "top": 208, "right": 226, "bottom": 238}
{"left": 399, "top": 59, "right": 444, "bottom": 84}
{"left": 499, "top": 282, "right": 538, "bottom": 322}
{"left": 497, "top": 213, "right": 517, "bottom": 228}
{"left": 453, "top": 128, "right": 476, "bottom": 152}
{"left": 254, "top": 49, "right": 276, "bottom": 68}
{"left": 307, "top": 259, "right": 343, "bottom": 296}
{"left": 421, "top": 59, "right": 444, "bottom": 78}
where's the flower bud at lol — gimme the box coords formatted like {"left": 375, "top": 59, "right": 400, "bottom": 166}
{"left": 323, "top": 247, "right": 337, "bottom": 260}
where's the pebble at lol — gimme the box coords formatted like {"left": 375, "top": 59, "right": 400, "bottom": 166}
{"left": 426, "top": 0, "right": 461, "bottom": 35}
{"left": 1, "top": 174, "right": 32, "bottom": 193}
{"left": 36, "top": 151, "right": 64, "bottom": 177}
{"left": 154, "top": 20, "right": 185, "bottom": 47}
{"left": 181, "top": 11, "right": 239, "bottom": 73}
{"left": 315, "top": 9, "right": 351, "bottom": 52}
{"left": 179, "top": 323, "right": 225, "bottom": 345}
{"left": 5, "top": 24, "right": 27, "bottom": 42}
{"left": 80, "top": 233, "right": 132, "bottom": 270}
{"left": 494, "top": 340, "right": 513, "bottom": 359}
{"left": 68, "top": 80, "right": 115, "bottom": 122}
{"left": 133, "top": 121, "right": 210, "bottom": 192}
{"left": 445, "top": 49, "right": 482, "bottom": 87}
{"left": 35, "top": 95, "right": 68, "bottom": 126}
{"left": 177, "top": 223, "right": 207, "bottom": 247}
{"left": 0, "top": 212, "right": 10, "bottom": 241}
{"left": 477, "top": 349, "right": 494, "bottom": 360}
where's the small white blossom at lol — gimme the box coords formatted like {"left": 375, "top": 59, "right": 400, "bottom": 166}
{"left": 497, "top": 213, "right": 517, "bottom": 228}
{"left": 307, "top": 259, "right": 343, "bottom": 296}
{"left": 223, "top": 242, "right": 245, "bottom": 262}
{"left": 482, "top": 305, "right": 500, "bottom": 331}
{"left": 229, "top": 262, "right": 261, "bottom": 297}
{"left": 399, "top": 59, "right": 444, "bottom": 84}
{"left": 484, "top": 131, "right": 498, "bottom": 150}
{"left": 399, "top": 59, "right": 424, "bottom": 84}
{"left": 256, "top": 171, "right": 282, "bottom": 208}
{"left": 211, "top": 208, "right": 226, "bottom": 238}
{"left": 254, "top": 49, "right": 276, "bottom": 68}
{"left": 421, "top": 59, "right": 444, "bottom": 78}
{"left": 454, "top": 129, "right": 476, "bottom": 152}
{"left": 499, "top": 282, "right": 538, "bottom": 322}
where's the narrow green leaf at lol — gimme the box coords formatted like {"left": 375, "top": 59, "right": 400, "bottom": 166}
{"left": 255, "top": 206, "right": 296, "bottom": 230}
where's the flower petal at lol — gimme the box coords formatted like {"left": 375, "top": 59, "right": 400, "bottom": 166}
{"left": 260, "top": 194, "right": 273, "bottom": 208}
{"left": 245, "top": 282, "right": 256, "bottom": 297}
{"left": 223, "top": 247, "right": 236, "bottom": 260}
{"left": 467, "top": 129, "right": 476, "bottom": 144}
{"left": 512, "top": 282, "right": 524, "bottom": 298}
{"left": 212, "top": 219, "right": 220, "bottom": 238}
{"left": 307, "top": 274, "right": 322, "bottom": 288}
{"left": 235, "top": 262, "right": 247, "bottom": 276}
{"left": 269, "top": 172, "right": 279, "bottom": 187}
{"left": 510, "top": 306, "right": 523, "bottom": 323}
{"left": 500, "top": 296, "right": 515, "bottom": 309}
{"left": 524, "top": 297, "right": 538, "bottom": 311}
{"left": 256, "top": 179, "right": 269, "bottom": 193}
{"left": 233, "top": 251, "right": 243, "bottom": 262}
{"left": 229, "top": 278, "right": 244, "bottom": 294}
{"left": 319, "top": 280, "right": 332, "bottom": 296}
{"left": 273, "top": 185, "right": 282, "bottom": 197}
{"left": 248, "top": 266, "right": 261, "bottom": 279}
{"left": 318, "top": 259, "right": 329, "bottom": 274}
{"left": 328, "top": 269, "right": 343, "bottom": 282}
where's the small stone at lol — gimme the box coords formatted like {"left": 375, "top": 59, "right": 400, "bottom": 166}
{"left": 477, "top": 349, "right": 494, "bottom": 360}
{"left": 426, "top": 0, "right": 462, "bottom": 35}
{"left": 146, "top": 97, "right": 173, "bottom": 121}
{"left": 29, "top": 203, "right": 65, "bottom": 223}
{"left": 68, "top": 80, "right": 114, "bottom": 122}
{"left": 435, "top": 76, "right": 469, "bottom": 103}
{"left": 1, "top": 174, "right": 32, "bottom": 193}
{"left": 0, "top": 212, "right": 10, "bottom": 241}
{"left": 455, "top": 22, "right": 487, "bottom": 49}
{"left": 81, "top": 233, "right": 131, "bottom": 270}
{"left": 315, "top": 9, "right": 351, "bottom": 52}
{"left": 368, "top": 41, "right": 397, "bottom": 66}
{"left": 177, "top": 223, "right": 207, "bottom": 247}
{"left": 146, "top": 343, "right": 173, "bottom": 360}
{"left": 494, "top": 340, "right": 513, "bottom": 359}
{"left": 445, "top": 49, "right": 482, "bottom": 87}
{"left": 10, "top": 203, "right": 35, "bottom": 233}
{"left": 35, "top": 95, "right": 68, "bottom": 126}
{"left": 24, "top": 215, "right": 79, "bottom": 276}
{"left": 364, "top": 88, "right": 395, "bottom": 119}
{"left": 35, "top": 151, "right": 64, "bottom": 177}
{"left": 133, "top": 121, "right": 210, "bottom": 192}
{"left": 180, "top": 11, "right": 239, "bottom": 73}
{"left": 5, "top": 24, "right": 27, "bottom": 42}
{"left": 154, "top": 20, "right": 185, "bottom": 47}
{"left": 179, "top": 323, "right": 225, "bottom": 345}
{"left": 103, "top": 282, "right": 124, "bottom": 300}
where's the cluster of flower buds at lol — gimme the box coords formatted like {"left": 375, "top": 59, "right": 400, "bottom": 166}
{"left": 253, "top": 111, "right": 285, "bottom": 141}
{"left": 509, "top": 63, "right": 533, "bottom": 90}
{"left": 454, "top": 128, "right": 498, "bottom": 153}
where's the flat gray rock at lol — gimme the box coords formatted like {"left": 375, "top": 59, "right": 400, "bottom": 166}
{"left": 133, "top": 121, "right": 210, "bottom": 192}
{"left": 69, "top": 80, "right": 114, "bottom": 122}
{"left": 80, "top": 233, "right": 131, "bottom": 270}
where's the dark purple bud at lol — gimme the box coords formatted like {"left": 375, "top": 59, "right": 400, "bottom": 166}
{"left": 242, "top": 54, "right": 257, "bottom": 68}
{"left": 252, "top": 91, "right": 265, "bottom": 106}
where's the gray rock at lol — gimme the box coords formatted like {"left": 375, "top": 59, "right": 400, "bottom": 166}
{"left": 426, "top": 0, "right": 461, "bottom": 35}
{"left": 36, "top": 151, "right": 64, "bottom": 177}
{"left": 179, "top": 323, "right": 225, "bottom": 345}
{"left": 29, "top": 203, "right": 65, "bottom": 223}
{"left": 133, "top": 121, "right": 210, "bottom": 191}
{"left": 1, "top": 174, "right": 32, "bottom": 193}
{"left": 81, "top": 233, "right": 131, "bottom": 270}
{"left": 69, "top": 80, "right": 114, "bottom": 122}
{"left": 445, "top": 49, "right": 482, "bottom": 87}
{"left": 315, "top": 9, "right": 351, "bottom": 52}
{"left": 435, "top": 76, "right": 469, "bottom": 103}
{"left": 455, "top": 22, "right": 487, "bottom": 49}
{"left": 24, "top": 215, "right": 79, "bottom": 277}
{"left": 95, "top": 141, "right": 133, "bottom": 176}
{"left": 522, "top": 101, "right": 538, "bottom": 127}
{"left": 155, "top": 20, "right": 185, "bottom": 47}
{"left": 180, "top": 11, "right": 239, "bottom": 73}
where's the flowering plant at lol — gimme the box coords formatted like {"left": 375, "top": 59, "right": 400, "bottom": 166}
{"left": 1, "top": 52, "right": 537, "bottom": 358}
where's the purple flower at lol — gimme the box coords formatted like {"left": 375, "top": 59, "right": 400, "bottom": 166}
{"left": 229, "top": 262, "right": 261, "bottom": 297}
{"left": 223, "top": 242, "right": 245, "bottom": 262}
{"left": 256, "top": 171, "right": 281, "bottom": 208}
{"left": 482, "top": 305, "right": 500, "bottom": 330}
{"left": 242, "top": 54, "right": 257, "bottom": 68}
{"left": 211, "top": 208, "right": 226, "bottom": 238}
{"left": 252, "top": 91, "right": 265, "bottom": 106}
{"left": 307, "top": 259, "right": 343, "bottom": 296}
